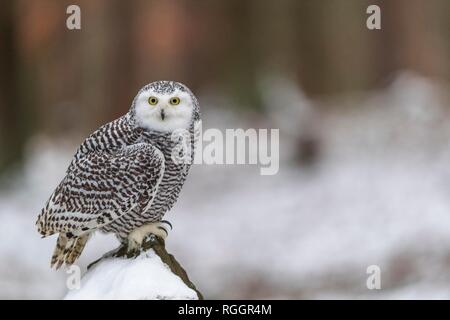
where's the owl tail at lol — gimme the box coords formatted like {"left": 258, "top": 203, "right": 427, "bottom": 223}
{"left": 51, "top": 233, "right": 90, "bottom": 269}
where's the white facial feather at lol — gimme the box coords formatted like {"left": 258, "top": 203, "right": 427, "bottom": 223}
{"left": 134, "top": 89, "right": 194, "bottom": 132}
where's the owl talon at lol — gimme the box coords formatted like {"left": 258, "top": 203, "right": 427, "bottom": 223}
{"left": 157, "top": 226, "right": 168, "bottom": 237}
{"left": 160, "top": 220, "right": 173, "bottom": 230}
{"left": 127, "top": 221, "right": 170, "bottom": 252}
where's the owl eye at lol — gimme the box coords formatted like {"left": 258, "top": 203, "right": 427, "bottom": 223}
{"left": 148, "top": 96, "right": 158, "bottom": 105}
{"left": 169, "top": 97, "right": 180, "bottom": 105}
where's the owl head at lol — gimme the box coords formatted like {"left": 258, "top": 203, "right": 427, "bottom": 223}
{"left": 131, "top": 81, "right": 200, "bottom": 132}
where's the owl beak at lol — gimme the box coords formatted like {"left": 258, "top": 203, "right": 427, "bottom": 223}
{"left": 160, "top": 109, "right": 166, "bottom": 120}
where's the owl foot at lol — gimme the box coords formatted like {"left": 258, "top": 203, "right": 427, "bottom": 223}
{"left": 127, "top": 220, "right": 173, "bottom": 252}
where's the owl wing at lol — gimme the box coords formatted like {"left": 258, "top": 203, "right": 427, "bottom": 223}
{"left": 37, "top": 142, "right": 165, "bottom": 237}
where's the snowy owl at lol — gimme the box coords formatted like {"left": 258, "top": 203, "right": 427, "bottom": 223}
{"left": 36, "top": 81, "right": 200, "bottom": 269}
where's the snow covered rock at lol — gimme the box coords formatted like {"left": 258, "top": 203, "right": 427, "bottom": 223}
{"left": 64, "top": 236, "right": 202, "bottom": 300}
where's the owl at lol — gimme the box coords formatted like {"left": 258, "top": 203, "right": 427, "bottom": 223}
{"left": 36, "top": 81, "right": 201, "bottom": 269}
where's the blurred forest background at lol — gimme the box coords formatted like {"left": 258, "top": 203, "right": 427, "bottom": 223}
{"left": 1, "top": 0, "right": 449, "bottom": 171}
{"left": 0, "top": 0, "right": 450, "bottom": 299}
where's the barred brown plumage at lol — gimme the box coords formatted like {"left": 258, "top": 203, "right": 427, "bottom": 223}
{"left": 36, "top": 81, "right": 200, "bottom": 269}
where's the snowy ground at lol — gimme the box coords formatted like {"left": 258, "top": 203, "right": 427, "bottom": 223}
{"left": 0, "top": 72, "right": 450, "bottom": 299}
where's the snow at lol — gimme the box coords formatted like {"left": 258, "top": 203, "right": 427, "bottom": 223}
{"left": 64, "top": 249, "right": 198, "bottom": 300}
{"left": 0, "top": 71, "right": 450, "bottom": 299}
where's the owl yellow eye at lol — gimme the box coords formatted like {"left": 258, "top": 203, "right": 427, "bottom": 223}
{"left": 169, "top": 97, "right": 180, "bottom": 105}
{"left": 148, "top": 96, "right": 158, "bottom": 105}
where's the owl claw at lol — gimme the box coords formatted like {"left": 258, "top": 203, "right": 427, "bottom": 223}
{"left": 157, "top": 219, "right": 173, "bottom": 238}
{"left": 157, "top": 226, "right": 168, "bottom": 237}
{"left": 160, "top": 220, "right": 173, "bottom": 230}
{"left": 127, "top": 221, "right": 171, "bottom": 252}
